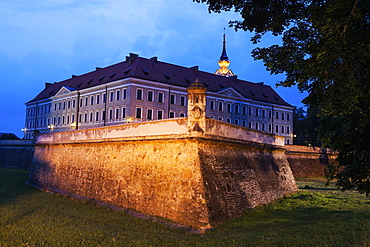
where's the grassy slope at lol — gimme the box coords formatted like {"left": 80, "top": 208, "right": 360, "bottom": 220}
{"left": 0, "top": 168, "right": 369, "bottom": 246}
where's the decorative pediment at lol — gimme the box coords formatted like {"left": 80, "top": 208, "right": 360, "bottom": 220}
{"left": 55, "top": 86, "right": 75, "bottom": 96}
{"left": 216, "top": 87, "right": 245, "bottom": 99}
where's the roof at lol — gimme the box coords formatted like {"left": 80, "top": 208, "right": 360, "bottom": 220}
{"left": 27, "top": 54, "right": 291, "bottom": 107}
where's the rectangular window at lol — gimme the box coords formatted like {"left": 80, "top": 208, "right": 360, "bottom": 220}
{"left": 102, "top": 111, "right": 106, "bottom": 121}
{"left": 116, "top": 90, "right": 120, "bottom": 101}
{"left": 122, "top": 108, "right": 126, "bottom": 119}
{"left": 255, "top": 108, "right": 259, "bottom": 117}
{"left": 287, "top": 113, "right": 290, "bottom": 121}
{"left": 136, "top": 108, "right": 142, "bottom": 119}
{"left": 115, "top": 108, "right": 120, "bottom": 119}
{"left": 63, "top": 101, "right": 66, "bottom": 110}
{"left": 276, "top": 112, "right": 279, "bottom": 119}
{"left": 282, "top": 112, "right": 285, "bottom": 120}
{"left": 72, "top": 99, "right": 76, "bottom": 108}
{"left": 179, "top": 113, "right": 185, "bottom": 117}
{"left": 84, "top": 113, "right": 87, "bottom": 123}
{"left": 281, "top": 126, "right": 285, "bottom": 133}
{"left": 123, "top": 89, "right": 127, "bottom": 100}
{"left": 96, "top": 95, "right": 100, "bottom": 104}
{"left": 169, "top": 112, "right": 175, "bottom": 118}
{"left": 90, "top": 112, "right": 93, "bottom": 122}
{"left": 242, "top": 105, "right": 247, "bottom": 115}
{"left": 235, "top": 104, "right": 239, "bottom": 114}
{"left": 85, "top": 97, "right": 88, "bottom": 106}
{"left": 72, "top": 115, "right": 75, "bottom": 123}
{"left": 276, "top": 125, "right": 279, "bottom": 133}
{"left": 110, "top": 92, "right": 114, "bottom": 102}
{"left": 262, "top": 109, "right": 266, "bottom": 118}
{"left": 58, "top": 117, "right": 61, "bottom": 125}
{"left": 287, "top": 126, "right": 290, "bottom": 134}
{"left": 234, "top": 119, "right": 239, "bottom": 125}
{"left": 103, "top": 94, "right": 106, "bottom": 103}
{"left": 170, "top": 94, "right": 176, "bottom": 105}
{"left": 109, "top": 109, "right": 113, "bottom": 120}
{"left": 262, "top": 123, "right": 266, "bottom": 131}
{"left": 180, "top": 96, "right": 186, "bottom": 106}
{"left": 58, "top": 102, "right": 61, "bottom": 110}
{"left": 269, "top": 124, "right": 272, "bottom": 132}
{"left": 91, "top": 96, "right": 94, "bottom": 106}
{"left": 248, "top": 122, "right": 252, "bottom": 128}
{"left": 157, "top": 110, "right": 163, "bottom": 120}
{"left": 218, "top": 102, "right": 223, "bottom": 111}
{"left": 249, "top": 107, "right": 252, "bottom": 115}
{"left": 95, "top": 112, "right": 99, "bottom": 121}
{"left": 218, "top": 117, "right": 223, "bottom": 121}
{"left": 158, "top": 92, "right": 164, "bottom": 103}
{"left": 226, "top": 118, "right": 231, "bottom": 123}
{"left": 136, "top": 89, "right": 143, "bottom": 100}
{"left": 147, "top": 91, "right": 153, "bottom": 102}
{"left": 227, "top": 103, "right": 231, "bottom": 113}
{"left": 68, "top": 100, "right": 71, "bottom": 109}
{"left": 147, "top": 109, "right": 153, "bottom": 120}
{"left": 210, "top": 100, "right": 215, "bottom": 110}
{"left": 242, "top": 120, "right": 246, "bottom": 127}
{"left": 255, "top": 122, "right": 259, "bottom": 130}
{"left": 79, "top": 114, "right": 82, "bottom": 123}
{"left": 62, "top": 116, "right": 65, "bottom": 124}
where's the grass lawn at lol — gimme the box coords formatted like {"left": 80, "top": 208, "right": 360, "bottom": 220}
{"left": 0, "top": 168, "right": 369, "bottom": 246}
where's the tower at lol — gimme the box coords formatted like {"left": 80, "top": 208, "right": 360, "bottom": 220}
{"left": 215, "top": 30, "right": 234, "bottom": 77}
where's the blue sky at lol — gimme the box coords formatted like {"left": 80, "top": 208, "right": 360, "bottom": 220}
{"left": 0, "top": 0, "right": 307, "bottom": 138}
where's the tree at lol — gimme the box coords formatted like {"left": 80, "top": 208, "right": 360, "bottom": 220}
{"left": 293, "top": 106, "right": 320, "bottom": 146}
{"left": 194, "top": 0, "right": 370, "bottom": 195}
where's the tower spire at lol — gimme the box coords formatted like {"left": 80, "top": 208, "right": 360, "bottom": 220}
{"left": 215, "top": 28, "right": 234, "bottom": 77}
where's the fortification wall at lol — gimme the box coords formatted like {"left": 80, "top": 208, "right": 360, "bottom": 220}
{"left": 0, "top": 140, "right": 34, "bottom": 170}
{"left": 285, "top": 145, "right": 337, "bottom": 177}
{"left": 29, "top": 118, "right": 298, "bottom": 229}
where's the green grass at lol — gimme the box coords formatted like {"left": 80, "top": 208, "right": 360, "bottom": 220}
{"left": 1, "top": 168, "right": 369, "bottom": 246}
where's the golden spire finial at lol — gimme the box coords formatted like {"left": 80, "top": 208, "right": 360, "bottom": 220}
{"left": 215, "top": 28, "right": 234, "bottom": 77}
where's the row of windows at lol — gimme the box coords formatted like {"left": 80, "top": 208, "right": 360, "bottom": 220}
{"left": 136, "top": 89, "right": 187, "bottom": 106}
{"left": 26, "top": 104, "right": 52, "bottom": 117}
{"left": 208, "top": 100, "right": 290, "bottom": 121}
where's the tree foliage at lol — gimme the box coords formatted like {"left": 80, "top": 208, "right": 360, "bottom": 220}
{"left": 195, "top": 0, "right": 370, "bottom": 195}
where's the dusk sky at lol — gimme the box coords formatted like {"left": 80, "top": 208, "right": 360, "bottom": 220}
{"left": 0, "top": 0, "right": 307, "bottom": 138}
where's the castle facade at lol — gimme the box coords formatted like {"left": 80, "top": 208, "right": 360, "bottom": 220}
{"left": 24, "top": 37, "right": 293, "bottom": 144}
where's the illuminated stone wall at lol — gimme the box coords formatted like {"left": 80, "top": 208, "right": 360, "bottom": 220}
{"left": 285, "top": 145, "right": 337, "bottom": 177}
{"left": 29, "top": 119, "right": 298, "bottom": 229}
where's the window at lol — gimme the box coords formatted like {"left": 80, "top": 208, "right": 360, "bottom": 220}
{"left": 116, "top": 90, "right": 120, "bottom": 101}
{"left": 234, "top": 119, "right": 239, "bottom": 125}
{"left": 210, "top": 100, "right": 215, "bottom": 110}
{"left": 72, "top": 114, "right": 75, "bottom": 123}
{"left": 110, "top": 92, "right": 114, "bottom": 102}
{"left": 96, "top": 95, "right": 100, "bottom": 104}
{"left": 227, "top": 103, "right": 231, "bottom": 113}
{"left": 218, "top": 102, "right": 223, "bottom": 111}
{"left": 102, "top": 111, "right": 106, "bottom": 121}
{"left": 95, "top": 112, "right": 99, "bottom": 121}
{"left": 170, "top": 94, "right": 176, "bottom": 105}
{"left": 68, "top": 100, "right": 71, "bottom": 109}
{"left": 147, "top": 109, "right": 153, "bottom": 120}
{"left": 90, "top": 112, "right": 93, "bottom": 122}
{"left": 226, "top": 118, "right": 231, "bottom": 123}
{"left": 123, "top": 89, "right": 127, "bottom": 100}
{"left": 255, "top": 108, "right": 259, "bottom": 117}
{"left": 180, "top": 96, "right": 186, "bottom": 106}
{"left": 179, "top": 113, "right": 185, "bottom": 117}
{"left": 282, "top": 112, "right": 285, "bottom": 120}
{"left": 262, "top": 109, "right": 266, "bottom": 118}
{"left": 287, "top": 113, "right": 290, "bottom": 121}
{"left": 276, "top": 125, "right": 279, "bottom": 133}
{"left": 90, "top": 96, "right": 94, "bottom": 105}
{"left": 63, "top": 101, "right": 66, "bottom": 110}
{"left": 157, "top": 110, "right": 163, "bottom": 120}
{"left": 242, "top": 120, "right": 246, "bottom": 127}
{"left": 158, "top": 92, "right": 164, "bottom": 103}
{"left": 269, "top": 110, "right": 272, "bottom": 118}
{"left": 103, "top": 94, "right": 106, "bottom": 103}
{"left": 79, "top": 114, "right": 82, "bottom": 123}
{"left": 249, "top": 107, "right": 252, "bottom": 115}
{"left": 276, "top": 112, "right": 279, "bottom": 119}
{"left": 115, "top": 109, "right": 120, "bottom": 119}
{"left": 269, "top": 124, "right": 272, "bottom": 132}
{"left": 85, "top": 97, "right": 88, "bottom": 106}
{"left": 235, "top": 104, "right": 239, "bottom": 114}
{"left": 58, "top": 117, "right": 61, "bottom": 125}
{"left": 248, "top": 122, "right": 252, "bottom": 128}
{"left": 109, "top": 109, "right": 113, "bottom": 120}
{"left": 122, "top": 108, "right": 126, "bottom": 118}
{"left": 218, "top": 117, "right": 223, "bottom": 121}
{"left": 136, "top": 89, "right": 143, "bottom": 100}
{"left": 242, "top": 105, "right": 247, "bottom": 115}
{"left": 255, "top": 122, "right": 259, "bottom": 130}
{"left": 84, "top": 113, "right": 87, "bottom": 123}
{"left": 169, "top": 112, "right": 175, "bottom": 118}
{"left": 136, "top": 108, "right": 142, "bottom": 119}
{"left": 287, "top": 126, "right": 290, "bottom": 134}
{"left": 281, "top": 126, "right": 285, "bottom": 133}
{"left": 262, "top": 123, "right": 266, "bottom": 131}
{"left": 73, "top": 99, "right": 76, "bottom": 108}
{"left": 58, "top": 102, "right": 61, "bottom": 110}
{"left": 147, "top": 91, "right": 153, "bottom": 102}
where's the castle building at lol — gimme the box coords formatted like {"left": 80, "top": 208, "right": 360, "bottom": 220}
{"left": 24, "top": 37, "right": 293, "bottom": 144}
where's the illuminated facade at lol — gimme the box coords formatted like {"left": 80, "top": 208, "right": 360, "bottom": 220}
{"left": 24, "top": 41, "right": 294, "bottom": 144}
